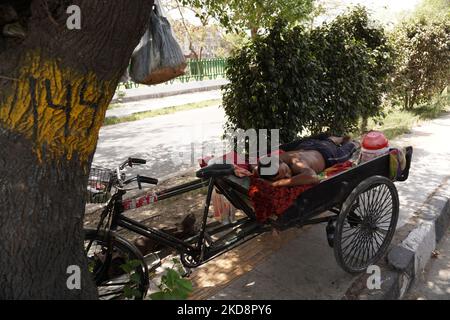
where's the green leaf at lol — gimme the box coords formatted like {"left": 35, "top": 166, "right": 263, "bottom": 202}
{"left": 164, "top": 269, "right": 180, "bottom": 288}
{"left": 149, "top": 292, "right": 166, "bottom": 300}
{"left": 123, "top": 286, "right": 134, "bottom": 299}
{"left": 120, "top": 264, "right": 133, "bottom": 274}
{"left": 176, "top": 279, "right": 193, "bottom": 293}
{"left": 130, "top": 273, "right": 141, "bottom": 285}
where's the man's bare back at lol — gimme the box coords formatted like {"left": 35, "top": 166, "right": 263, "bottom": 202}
{"left": 280, "top": 150, "right": 326, "bottom": 174}
{"left": 257, "top": 135, "right": 358, "bottom": 187}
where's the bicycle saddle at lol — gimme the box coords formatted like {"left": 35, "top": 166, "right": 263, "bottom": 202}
{"left": 196, "top": 163, "right": 235, "bottom": 179}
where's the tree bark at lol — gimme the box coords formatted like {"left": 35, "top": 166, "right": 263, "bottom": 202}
{"left": 360, "top": 116, "right": 368, "bottom": 134}
{"left": 0, "top": 0, "right": 153, "bottom": 299}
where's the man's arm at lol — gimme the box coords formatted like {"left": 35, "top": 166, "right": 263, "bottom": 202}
{"left": 270, "top": 167, "right": 320, "bottom": 187}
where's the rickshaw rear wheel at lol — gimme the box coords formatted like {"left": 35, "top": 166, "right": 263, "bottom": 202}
{"left": 334, "top": 176, "right": 399, "bottom": 273}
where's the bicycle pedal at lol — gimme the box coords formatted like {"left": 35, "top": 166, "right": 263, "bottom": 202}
{"left": 182, "top": 268, "right": 192, "bottom": 278}
{"left": 204, "top": 232, "right": 213, "bottom": 246}
{"left": 144, "top": 252, "right": 161, "bottom": 271}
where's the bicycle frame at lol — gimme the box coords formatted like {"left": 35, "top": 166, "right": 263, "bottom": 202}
{"left": 96, "top": 175, "right": 265, "bottom": 267}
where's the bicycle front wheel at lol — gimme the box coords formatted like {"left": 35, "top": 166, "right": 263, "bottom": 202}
{"left": 84, "top": 229, "right": 149, "bottom": 300}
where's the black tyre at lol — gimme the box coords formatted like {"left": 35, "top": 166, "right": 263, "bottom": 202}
{"left": 334, "top": 176, "right": 399, "bottom": 273}
{"left": 84, "top": 229, "right": 149, "bottom": 300}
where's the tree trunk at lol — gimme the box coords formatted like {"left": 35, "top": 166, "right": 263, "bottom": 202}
{"left": 0, "top": 0, "right": 153, "bottom": 299}
{"left": 404, "top": 92, "right": 413, "bottom": 110}
{"left": 250, "top": 27, "right": 258, "bottom": 39}
{"left": 410, "top": 95, "right": 417, "bottom": 110}
{"left": 360, "top": 116, "right": 369, "bottom": 134}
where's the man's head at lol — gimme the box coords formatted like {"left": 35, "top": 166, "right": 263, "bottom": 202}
{"left": 257, "top": 157, "right": 292, "bottom": 181}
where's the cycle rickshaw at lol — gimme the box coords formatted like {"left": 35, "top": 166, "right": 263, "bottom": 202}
{"left": 84, "top": 145, "right": 413, "bottom": 299}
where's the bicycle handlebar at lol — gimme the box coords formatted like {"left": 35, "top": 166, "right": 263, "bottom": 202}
{"left": 130, "top": 158, "right": 147, "bottom": 165}
{"left": 137, "top": 175, "right": 158, "bottom": 189}
{"left": 119, "top": 157, "right": 147, "bottom": 170}
{"left": 114, "top": 157, "right": 158, "bottom": 190}
{"left": 137, "top": 175, "right": 159, "bottom": 185}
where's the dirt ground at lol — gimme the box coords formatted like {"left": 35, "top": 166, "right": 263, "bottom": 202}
{"left": 83, "top": 167, "right": 219, "bottom": 245}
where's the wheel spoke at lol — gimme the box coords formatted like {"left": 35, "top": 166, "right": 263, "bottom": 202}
{"left": 367, "top": 186, "right": 380, "bottom": 215}
{"left": 376, "top": 211, "right": 393, "bottom": 225}
{"left": 341, "top": 223, "right": 362, "bottom": 243}
{"left": 98, "top": 290, "right": 125, "bottom": 298}
{"left": 360, "top": 192, "right": 370, "bottom": 218}
{"left": 342, "top": 228, "right": 367, "bottom": 265}
{"left": 359, "top": 231, "right": 375, "bottom": 267}
{"left": 376, "top": 201, "right": 393, "bottom": 222}
{"left": 371, "top": 187, "right": 392, "bottom": 219}
{"left": 375, "top": 206, "right": 393, "bottom": 225}
{"left": 373, "top": 229, "right": 387, "bottom": 245}
{"left": 84, "top": 235, "right": 146, "bottom": 300}
{"left": 354, "top": 205, "right": 366, "bottom": 220}
{"left": 373, "top": 197, "right": 392, "bottom": 220}
{"left": 363, "top": 185, "right": 378, "bottom": 212}
{"left": 341, "top": 227, "right": 361, "bottom": 240}
{"left": 98, "top": 281, "right": 132, "bottom": 287}
{"left": 367, "top": 234, "right": 376, "bottom": 260}
{"left": 364, "top": 187, "right": 378, "bottom": 217}
{"left": 358, "top": 233, "right": 372, "bottom": 266}
{"left": 371, "top": 185, "right": 384, "bottom": 207}
{"left": 352, "top": 232, "right": 371, "bottom": 268}
{"left": 341, "top": 230, "right": 360, "bottom": 250}
{"left": 371, "top": 230, "right": 384, "bottom": 253}
{"left": 341, "top": 229, "right": 362, "bottom": 255}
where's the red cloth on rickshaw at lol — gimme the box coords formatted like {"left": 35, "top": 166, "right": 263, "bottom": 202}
{"left": 248, "top": 161, "right": 353, "bottom": 222}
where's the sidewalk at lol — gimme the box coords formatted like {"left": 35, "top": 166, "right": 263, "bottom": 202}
{"left": 112, "top": 78, "right": 228, "bottom": 104}
{"left": 188, "top": 113, "right": 450, "bottom": 300}
{"left": 106, "top": 90, "right": 222, "bottom": 118}
{"left": 405, "top": 230, "right": 450, "bottom": 300}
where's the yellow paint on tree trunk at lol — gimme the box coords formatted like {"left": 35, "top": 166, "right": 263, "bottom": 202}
{"left": 0, "top": 53, "right": 116, "bottom": 163}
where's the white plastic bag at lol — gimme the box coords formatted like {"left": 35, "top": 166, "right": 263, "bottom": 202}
{"left": 212, "top": 189, "right": 237, "bottom": 225}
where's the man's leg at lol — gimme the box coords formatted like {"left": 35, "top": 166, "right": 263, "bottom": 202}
{"left": 337, "top": 141, "right": 359, "bottom": 160}
{"left": 328, "top": 134, "right": 354, "bottom": 146}
{"left": 325, "top": 140, "right": 359, "bottom": 166}
{"left": 328, "top": 136, "right": 344, "bottom": 145}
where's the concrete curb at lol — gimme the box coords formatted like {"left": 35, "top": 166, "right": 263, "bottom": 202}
{"left": 111, "top": 83, "right": 225, "bottom": 104}
{"left": 345, "top": 181, "right": 450, "bottom": 300}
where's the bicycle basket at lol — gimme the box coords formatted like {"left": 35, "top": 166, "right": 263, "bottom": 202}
{"left": 86, "top": 167, "right": 113, "bottom": 204}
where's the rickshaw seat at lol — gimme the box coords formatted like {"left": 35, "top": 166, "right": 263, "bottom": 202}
{"left": 196, "top": 163, "right": 235, "bottom": 179}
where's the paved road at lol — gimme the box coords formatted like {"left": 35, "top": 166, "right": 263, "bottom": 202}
{"left": 93, "top": 105, "right": 227, "bottom": 180}
{"left": 106, "top": 90, "right": 222, "bottom": 118}
{"left": 405, "top": 229, "right": 450, "bottom": 300}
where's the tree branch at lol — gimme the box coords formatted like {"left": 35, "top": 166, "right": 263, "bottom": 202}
{"left": 0, "top": 75, "right": 19, "bottom": 81}
{"left": 174, "top": 0, "right": 198, "bottom": 59}
{"left": 41, "top": 0, "right": 59, "bottom": 26}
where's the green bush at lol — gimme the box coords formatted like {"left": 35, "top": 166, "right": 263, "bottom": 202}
{"left": 222, "top": 21, "right": 320, "bottom": 143}
{"left": 222, "top": 7, "right": 395, "bottom": 143}
{"left": 309, "top": 7, "right": 395, "bottom": 134}
{"left": 390, "top": 19, "right": 450, "bottom": 110}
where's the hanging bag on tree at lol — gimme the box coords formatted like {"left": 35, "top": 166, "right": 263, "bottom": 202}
{"left": 129, "top": 1, "right": 186, "bottom": 85}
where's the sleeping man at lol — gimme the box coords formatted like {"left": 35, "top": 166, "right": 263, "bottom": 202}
{"left": 257, "top": 135, "right": 360, "bottom": 187}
